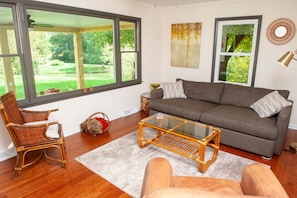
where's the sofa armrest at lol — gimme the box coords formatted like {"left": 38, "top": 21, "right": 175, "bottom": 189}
{"left": 151, "top": 88, "right": 163, "bottom": 99}
{"left": 241, "top": 163, "right": 288, "bottom": 197}
{"left": 141, "top": 158, "right": 173, "bottom": 198}
{"left": 275, "top": 102, "right": 293, "bottom": 155}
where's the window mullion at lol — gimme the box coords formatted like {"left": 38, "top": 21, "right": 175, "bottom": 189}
{"left": 18, "top": 4, "right": 38, "bottom": 104}
{"left": 114, "top": 18, "right": 122, "bottom": 84}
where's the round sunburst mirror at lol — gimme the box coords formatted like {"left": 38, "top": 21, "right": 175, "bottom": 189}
{"left": 266, "top": 18, "right": 296, "bottom": 45}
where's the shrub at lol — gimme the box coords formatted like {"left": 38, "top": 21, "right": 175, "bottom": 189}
{"left": 50, "top": 59, "right": 64, "bottom": 66}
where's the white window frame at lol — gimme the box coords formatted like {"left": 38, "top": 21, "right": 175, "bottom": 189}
{"left": 211, "top": 16, "right": 262, "bottom": 87}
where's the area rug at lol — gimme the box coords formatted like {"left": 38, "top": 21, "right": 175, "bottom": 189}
{"left": 75, "top": 130, "right": 261, "bottom": 198}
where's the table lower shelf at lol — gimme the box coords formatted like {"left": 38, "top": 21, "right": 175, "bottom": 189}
{"left": 148, "top": 133, "right": 202, "bottom": 162}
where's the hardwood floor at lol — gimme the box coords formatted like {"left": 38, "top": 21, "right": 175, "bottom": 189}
{"left": 0, "top": 111, "right": 296, "bottom": 197}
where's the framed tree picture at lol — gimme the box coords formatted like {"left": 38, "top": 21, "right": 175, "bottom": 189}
{"left": 211, "top": 16, "right": 262, "bottom": 86}
{"left": 171, "top": 22, "right": 202, "bottom": 68}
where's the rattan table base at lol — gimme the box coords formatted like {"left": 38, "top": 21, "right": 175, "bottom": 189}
{"left": 138, "top": 122, "right": 220, "bottom": 173}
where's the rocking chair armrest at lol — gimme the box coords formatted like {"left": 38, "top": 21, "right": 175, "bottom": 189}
{"left": 24, "top": 121, "right": 63, "bottom": 139}
{"left": 7, "top": 121, "right": 59, "bottom": 128}
{"left": 6, "top": 122, "right": 58, "bottom": 146}
{"left": 20, "top": 108, "right": 59, "bottom": 122}
{"left": 20, "top": 108, "right": 59, "bottom": 114}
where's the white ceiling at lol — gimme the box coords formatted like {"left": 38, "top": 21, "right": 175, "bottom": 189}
{"left": 0, "top": 0, "right": 246, "bottom": 28}
{"left": 130, "top": 0, "right": 238, "bottom": 7}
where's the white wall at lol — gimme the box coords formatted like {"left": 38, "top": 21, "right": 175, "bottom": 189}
{"left": 158, "top": 0, "right": 297, "bottom": 127}
{"left": 1, "top": 0, "right": 297, "bottom": 160}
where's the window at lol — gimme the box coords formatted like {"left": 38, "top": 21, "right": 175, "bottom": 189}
{"left": 0, "top": 4, "right": 25, "bottom": 100}
{"left": 120, "top": 21, "right": 139, "bottom": 82}
{"left": 211, "top": 16, "right": 262, "bottom": 86}
{"left": 0, "top": 1, "right": 141, "bottom": 106}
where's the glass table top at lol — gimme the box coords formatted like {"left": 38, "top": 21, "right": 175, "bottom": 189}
{"left": 140, "top": 113, "right": 218, "bottom": 141}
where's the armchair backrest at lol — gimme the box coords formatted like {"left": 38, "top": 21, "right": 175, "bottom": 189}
{"left": 0, "top": 92, "right": 24, "bottom": 125}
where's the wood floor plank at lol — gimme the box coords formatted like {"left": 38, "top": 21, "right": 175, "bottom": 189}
{"left": 0, "top": 111, "right": 296, "bottom": 197}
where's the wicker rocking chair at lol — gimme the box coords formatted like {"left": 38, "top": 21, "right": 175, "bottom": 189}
{"left": 0, "top": 92, "right": 66, "bottom": 179}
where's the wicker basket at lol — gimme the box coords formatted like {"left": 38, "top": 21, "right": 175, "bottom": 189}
{"left": 80, "top": 112, "right": 110, "bottom": 136}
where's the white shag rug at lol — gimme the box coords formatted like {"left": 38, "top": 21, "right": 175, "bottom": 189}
{"left": 75, "top": 130, "right": 260, "bottom": 198}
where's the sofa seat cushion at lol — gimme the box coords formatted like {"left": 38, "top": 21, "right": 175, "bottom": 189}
{"left": 200, "top": 105, "right": 277, "bottom": 140}
{"left": 173, "top": 176, "right": 243, "bottom": 195}
{"left": 148, "top": 99, "right": 218, "bottom": 121}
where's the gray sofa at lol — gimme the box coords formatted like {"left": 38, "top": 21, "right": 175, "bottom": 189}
{"left": 148, "top": 79, "right": 293, "bottom": 158}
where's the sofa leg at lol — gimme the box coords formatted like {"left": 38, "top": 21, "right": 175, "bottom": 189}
{"left": 261, "top": 156, "right": 272, "bottom": 160}
{"left": 289, "top": 143, "right": 297, "bottom": 153}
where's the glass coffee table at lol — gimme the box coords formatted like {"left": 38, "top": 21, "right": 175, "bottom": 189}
{"left": 138, "top": 113, "right": 221, "bottom": 173}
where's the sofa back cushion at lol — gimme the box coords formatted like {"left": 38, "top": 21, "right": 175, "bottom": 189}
{"left": 180, "top": 79, "right": 225, "bottom": 104}
{"left": 220, "top": 84, "right": 290, "bottom": 108}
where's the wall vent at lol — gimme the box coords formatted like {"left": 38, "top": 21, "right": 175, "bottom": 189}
{"left": 121, "top": 107, "right": 138, "bottom": 116}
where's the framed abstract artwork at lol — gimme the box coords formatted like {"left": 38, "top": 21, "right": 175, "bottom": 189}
{"left": 171, "top": 22, "right": 202, "bottom": 68}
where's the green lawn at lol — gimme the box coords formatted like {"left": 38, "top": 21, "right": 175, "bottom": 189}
{"left": 0, "top": 63, "right": 115, "bottom": 99}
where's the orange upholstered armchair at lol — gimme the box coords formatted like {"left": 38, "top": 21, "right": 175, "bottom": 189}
{"left": 0, "top": 91, "right": 66, "bottom": 179}
{"left": 141, "top": 158, "right": 288, "bottom": 198}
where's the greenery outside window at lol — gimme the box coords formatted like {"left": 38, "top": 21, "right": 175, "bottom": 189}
{"left": 211, "top": 16, "right": 262, "bottom": 86}
{"left": 120, "top": 21, "right": 139, "bottom": 82}
{"left": 0, "top": 0, "right": 141, "bottom": 106}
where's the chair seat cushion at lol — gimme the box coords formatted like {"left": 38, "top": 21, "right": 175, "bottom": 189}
{"left": 145, "top": 188, "right": 249, "bottom": 198}
{"left": 173, "top": 176, "right": 243, "bottom": 195}
{"left": 24, "top": 120, "right": 60, "bottom": 138}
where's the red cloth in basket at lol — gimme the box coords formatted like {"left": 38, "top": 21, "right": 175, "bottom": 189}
{"left": 95, "top": 117, "right": 109, "bottom": 133}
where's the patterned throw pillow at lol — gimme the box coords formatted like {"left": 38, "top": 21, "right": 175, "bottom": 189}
{"left": 250, "top": 91, "right": 292, "bottom": 118}
{"left": 161, "top": 81, "right": 187, "bottom": 99}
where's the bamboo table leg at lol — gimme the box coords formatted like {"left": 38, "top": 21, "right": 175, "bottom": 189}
{"left": 198, "top": 131, "right": 220, "bottom": 173}
{"left": 138, "top": 122, "right": 144, "bottom": 147}
{"left": 138, "top": 122, "right": 150, "bottom": 148}
{"left": 198, "top": 144, "right": 206, "bottom": 172}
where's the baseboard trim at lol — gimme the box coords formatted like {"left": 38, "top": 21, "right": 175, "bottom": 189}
{"left": 2, "top": 111, "right": 292, "bottom": 162}
{"left": 289, "top": 123, "right": 297, "bottom": 130}
{"left": 0, "top": 146, "right": 16, "bottom": 162}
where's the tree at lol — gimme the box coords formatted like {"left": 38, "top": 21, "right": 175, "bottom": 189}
{"left": 49, "top": 33, "right": 74, "bottom": 63}
{"left": 29, "top": 31, "right": 52, "bottom": 74}
{"left": 220, "top": 24, "right": 254, "bottom": 83}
